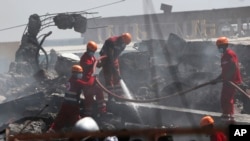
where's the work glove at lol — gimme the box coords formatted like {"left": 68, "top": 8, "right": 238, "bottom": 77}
{"left": 96, "top": 60, "right": 102, "bottom": 68}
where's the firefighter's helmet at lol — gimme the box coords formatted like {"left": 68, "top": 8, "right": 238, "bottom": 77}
{"left": 200, "top": 115, "right": 214, "bottom": 127}
{"left": 121, "top": 32, "right": 132, "bottom": 45}
{"left": 72, "top": 65, "right": 83, "bottom": 73}
{"left": 87, "top": 41, "right": 98, "bottom": 52}
{"left": 216, "top": 36, "right": 228, "bottom": 46}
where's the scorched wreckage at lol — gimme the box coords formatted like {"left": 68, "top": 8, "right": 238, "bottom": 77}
{"left": 0, "top": 10, "right": 250, "bottom": 141}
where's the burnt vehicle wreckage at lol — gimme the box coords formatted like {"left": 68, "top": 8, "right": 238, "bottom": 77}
{"left": 1, "top": 12, "right": 250, "bottom": 140}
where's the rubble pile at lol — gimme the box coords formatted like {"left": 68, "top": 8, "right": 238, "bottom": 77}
{"left": 0, "top": 33, "right": 250, "bottom": 137}
{"left": 0, "top": 52, "right": 79, "bottom": 134}
{"left": 119, "top": 33, "right": 250, "bottom": 113}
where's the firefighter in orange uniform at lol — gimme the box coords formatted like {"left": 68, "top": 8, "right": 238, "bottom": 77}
{"left": 200, "top": 115, "right": 228, "bottom": 141}
{"left": 80, "top": 41, "right": 107, "bottom": 117}
{"left": 99, "top": 33, "right": 132, "bottom": 100}
{"left": 211, "top": 37, "right": 242, "bottom": 121}
{"left": 47, "top": 65, "right": 95, "bottom": 132}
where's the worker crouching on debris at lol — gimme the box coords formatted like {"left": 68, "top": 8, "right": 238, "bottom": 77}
{"left": 99, "top": 32, "right": 132, "bottom": 101}
{"left": 47, "top": 65, "right": 95, "bottom": 133}
{"left": 200, "top": 115, "right": 228, "bottom": 141}
{"left": 211, "top": 36, "right": 242, "bottom": 121}
{"left": 80, "top": 41, "right": 107, "bottom": 117}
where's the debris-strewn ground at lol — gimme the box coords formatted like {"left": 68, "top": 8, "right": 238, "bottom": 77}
{"left": 0, "top": 34, "right": 250, "bottom": 141}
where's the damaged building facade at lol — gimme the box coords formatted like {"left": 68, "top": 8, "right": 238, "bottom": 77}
{"left": 83, "top": 6, "right": 250, "bottom": 43}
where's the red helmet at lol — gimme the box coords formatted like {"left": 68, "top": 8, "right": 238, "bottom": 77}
{"left": 216, "top": 37, "right": 228, "bottom": 46}
{"left": 87, "top": 41, "right": 98, "bottom": 52}
{"left": 121, "top": 32, "right": 132, "bottom": 45}
{"left": 72, "top": 65, "right": 83, "bottom": 73}
{"left": 200, "top": 116, "right": 214, "bottom": 127}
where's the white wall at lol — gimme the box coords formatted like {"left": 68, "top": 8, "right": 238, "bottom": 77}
{"left": 0, "top": 42, "right": 20, "bottom": 73}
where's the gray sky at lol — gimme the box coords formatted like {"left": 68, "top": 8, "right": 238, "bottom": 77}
{"left": 0, "top": 0, "right": 249, "bottom": 42}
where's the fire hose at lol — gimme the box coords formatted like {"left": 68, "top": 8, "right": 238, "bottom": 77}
{"left": 93, "top": 56, "right": 220, "bottom": 103}
{"left": 227, "top": 81, "right": 250, "bottom": 99}
{"left": 93, "top": 56, "right": 250, "bottom": 102}
{"left": 95, "top": 77, "right": 215, "bottom": 103}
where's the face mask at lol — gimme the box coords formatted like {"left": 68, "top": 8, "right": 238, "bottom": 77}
{"left": 88, "top": 51, "right": 95, "bottom": 56}
{"left": 218, "top": 48, "right": 224, "bottom": 53}
{"left": 76, "top": 73, "right": 83, "bottom": 79}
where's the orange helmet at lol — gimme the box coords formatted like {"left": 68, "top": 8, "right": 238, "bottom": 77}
{"left": 121, "top": 32, "right": 132, "bottom": 45}
{"left": 87, "top": 41, "right": 98, "bottom": 52}
{"left": 200, "top": 116, "right": 214, "bottom": 127}
{"left": 72, "top": 65, "right": 83, "bottom": 73}
{"left": 216, "top": 36, "right": 228, "bottom": 46}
